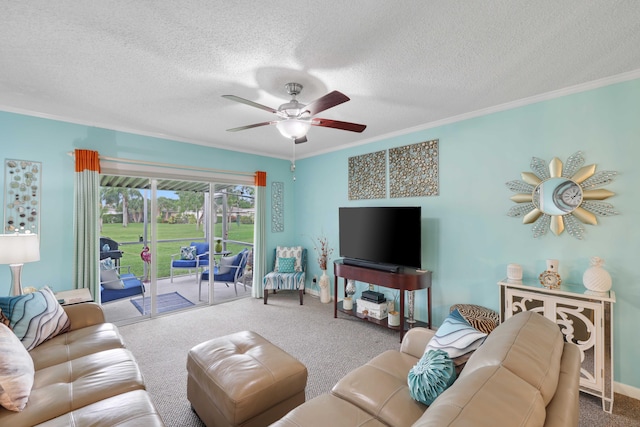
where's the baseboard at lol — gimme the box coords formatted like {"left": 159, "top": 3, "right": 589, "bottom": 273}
{"left": 615, "top": 382, "right": 640, "bottom": 400}
{"left": 305, "top": 287, "right": 333, "bottom": 301}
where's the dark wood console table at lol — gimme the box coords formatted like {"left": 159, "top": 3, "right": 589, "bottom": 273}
{"left": 333, "top": 259, "right": 432, "bottom": 341}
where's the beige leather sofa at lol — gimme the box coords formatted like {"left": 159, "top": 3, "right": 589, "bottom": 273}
{"left": 0, "top": 303, "right": 165, "bottom": 426}
{"left": 273, "top": 311, "right": 581, "bottom": 427}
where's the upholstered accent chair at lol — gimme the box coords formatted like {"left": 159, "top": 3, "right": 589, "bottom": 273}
{"left": 263, "top": 247, "right": 307, "bottom": 305}
{"left": 198, "top": 248, "right": 250, "bottom": 301}
{"left": 170, "top": 241, "right": 210, "bottom": 283}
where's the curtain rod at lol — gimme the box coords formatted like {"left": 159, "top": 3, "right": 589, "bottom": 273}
{"left": 67, "top": 151, "right": 255, "bottom": 177}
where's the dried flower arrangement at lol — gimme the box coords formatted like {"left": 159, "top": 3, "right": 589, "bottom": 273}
{"left": 313, "top": 235, "right": 334, "bottom": 271}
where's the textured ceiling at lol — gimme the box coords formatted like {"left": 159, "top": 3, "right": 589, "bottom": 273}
{"left": 1, "top": 1, "right": 640, "bottom": 160}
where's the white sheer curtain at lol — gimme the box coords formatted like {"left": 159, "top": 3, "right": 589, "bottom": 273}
{"left": 252, "top": 171, "right": 266, "bottom": 298}
{"left": 72, "top": 149, "right": 101, "bottom": 301}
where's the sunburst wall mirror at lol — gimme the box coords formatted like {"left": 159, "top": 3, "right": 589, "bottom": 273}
{"left": 506, "top": 151, "right": 618, "bottom": 239}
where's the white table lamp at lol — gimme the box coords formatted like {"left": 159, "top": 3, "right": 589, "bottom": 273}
{"left": 0, "top": 233, "right": 40, "bottom": 296}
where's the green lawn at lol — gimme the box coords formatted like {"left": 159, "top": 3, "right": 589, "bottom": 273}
{"left": 101, "top": 222, "right": 254, "bottom": 278}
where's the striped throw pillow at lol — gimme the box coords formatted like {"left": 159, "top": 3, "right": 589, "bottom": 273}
{"left": 426, "top": 309, "right": 487, "bottom": 359}
{"left": 0, "top": 287, "right": 71, "bottom": 351}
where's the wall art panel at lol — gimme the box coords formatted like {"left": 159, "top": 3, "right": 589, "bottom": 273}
{"left": 271, "top": 181, "right": 284, "bottom": 232}
{"left": 389, "top": 139, "right": 439, "bottom": 198}
{"left": 4, "top": 159, "right": 41, "bottom": 234}
{"left": 348, "top": 150, "right": 387, "bottom": 200}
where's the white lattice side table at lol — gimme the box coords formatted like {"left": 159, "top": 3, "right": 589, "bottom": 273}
{"left": 498, "top": 279, "right": 615, "bottom": 413}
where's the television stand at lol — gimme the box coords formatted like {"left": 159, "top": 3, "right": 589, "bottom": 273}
{"left": 333, "top": 259, "right": 432, "bottom": 342}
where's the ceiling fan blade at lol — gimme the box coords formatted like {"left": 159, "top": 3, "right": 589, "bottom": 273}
{"left": 226, "top": 121, "right": 276, "bottom": 132}
{"left": 222, "top": 95, "right": 278, "bottom": 114}
{"left": 303, "top": 91, "right": 350, "bottom": 116}
{"left": 294, "top": 136, "right": 307, "bottom": 144}
{"left": 311, "top": 118, "right": 367, "bottom": 133}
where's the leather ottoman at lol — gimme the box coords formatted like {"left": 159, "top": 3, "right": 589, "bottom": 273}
{"left": 187, "top": 331, "right": 307, "bottom": 427}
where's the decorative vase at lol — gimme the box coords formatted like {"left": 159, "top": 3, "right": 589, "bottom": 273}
{"left": 319, "top": 270, "right": 331, "bottom": 303}
{"left": 345, "top": 279, "right": 356, "bottom": 297}
{"left": 215, "top": 240, "right": 222, "bottom": 253}
{"left": 506, "top": 263, "right": 523, "bottom": 282}
{"left": 583, "top": 257, "right": 612, "bottom": 293}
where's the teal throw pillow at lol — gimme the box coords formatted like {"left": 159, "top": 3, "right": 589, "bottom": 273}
{"left": 408, "top": 349, "right": 456, "bottom": 405}
{"left": 180, "top": 246, "right": 197, "bottom": 260}
{"left": 278, "top": 257, "right": 296, "bottom": 273}
{"left": 426, "top": 309, "right": 487, "bottom": 359}
{"left": 0, "top": 287, "right": 71, "bottom": 351}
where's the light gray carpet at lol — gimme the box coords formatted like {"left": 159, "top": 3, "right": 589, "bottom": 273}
{"left": 118, "top": 293, "right": 640, "bottom": 427}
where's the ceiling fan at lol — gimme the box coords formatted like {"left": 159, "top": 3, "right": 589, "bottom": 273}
{"left": 222, "top": 82, "right": 366, "bottom": 144}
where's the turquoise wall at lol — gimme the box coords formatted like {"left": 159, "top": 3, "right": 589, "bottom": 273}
{"left": 0, "top": 112, "right": 295, "bottom": 292}
{"left": 1, "top": 78, "right": 638, "bottom": 391}
{"left": 295, "top": 78, "right": 640, "bottom": 390}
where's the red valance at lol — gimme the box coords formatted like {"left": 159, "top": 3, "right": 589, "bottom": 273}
{"left": 254, "top": 171, "right": 266, "bottom": 187}
{"left": 74, "top": 149, "right": 101, "bottom": 173}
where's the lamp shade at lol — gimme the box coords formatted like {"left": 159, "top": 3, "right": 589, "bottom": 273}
{"left": 0, "top": 233, "right": 40, "bottom": 265}
{"left": 276, "top": 119, "right": 311, "bottom": 139}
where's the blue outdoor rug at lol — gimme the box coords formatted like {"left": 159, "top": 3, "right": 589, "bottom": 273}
{"left": 131, "top": 292, "right": 194, "bottom": 315}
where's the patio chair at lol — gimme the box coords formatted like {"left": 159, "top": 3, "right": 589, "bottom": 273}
{"left": 99, "top": 261, "right": 145, "bottom": 313}
{"left": 170, "top": 242, "right": 210, "bottom": 284}
{"left": 198, "top": 248, "right": 249, "bottom": 301}
{"left": 263, "top": 247, "right": 307, "bottom": 305}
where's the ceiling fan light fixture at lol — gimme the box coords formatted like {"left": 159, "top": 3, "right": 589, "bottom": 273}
{"left": 276, "top": 119, "right": 311, "bottom": 139}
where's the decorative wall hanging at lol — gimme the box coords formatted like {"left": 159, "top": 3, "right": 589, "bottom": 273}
{"left": 348, "top": 150, "right": 386, "bottom": 200}
{"left": 4, "top": 159, "right": 41, "bottom": 234}
{"left": 271, "top": 181, "right": 284, "bottom": 232}
{"left": 506, "top": 151, "right": 618, "bottom": 239}
{"left": 389, "top": 139, "right": 439, "bottom": 198}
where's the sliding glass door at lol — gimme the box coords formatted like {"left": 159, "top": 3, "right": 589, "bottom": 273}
{"left": 99, "top": 174, "right": 255, "bottom": 323}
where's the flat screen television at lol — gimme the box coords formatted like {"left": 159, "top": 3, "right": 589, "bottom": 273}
{"left": 339, "top": 206, "right": 421, "bottom": 272}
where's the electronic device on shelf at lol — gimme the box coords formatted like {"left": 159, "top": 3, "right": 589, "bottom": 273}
{"left": 361, "top": 290, "right": 386, "bottom": 303}
{"left": 338, "top": 206, "right": 422, "bottom": 272}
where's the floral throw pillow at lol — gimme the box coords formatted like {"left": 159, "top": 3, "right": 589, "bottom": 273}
{"left": 180, "top": 246, "right": 197, "bottom": 260}
{"left": 275, "top": 246, "right": 302, "bottom": 272}
{"left": 99, "top": 257, "right": 114, "bottom": 271}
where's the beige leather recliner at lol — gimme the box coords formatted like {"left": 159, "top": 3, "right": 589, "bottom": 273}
{"left": 273, "top": 311, "right": 581, "bottom": 427}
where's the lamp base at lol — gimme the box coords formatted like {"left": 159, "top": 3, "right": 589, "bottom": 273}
{"left": 9, "top": 263, "right": 25, "bottom": 296}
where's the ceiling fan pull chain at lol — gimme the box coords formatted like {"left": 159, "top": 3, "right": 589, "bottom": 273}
{"left": 291, "top": 139, "right": 296, "bottom": 181}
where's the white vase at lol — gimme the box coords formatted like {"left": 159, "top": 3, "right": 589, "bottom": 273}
{"left": 343, "top": 297, "right": 353, "bottom": 310}
{"left": 583, "top": 257, "right": 612, "bottom": 293}
{"left": 319, "top": 270, "right": 331, "bottom": 303}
